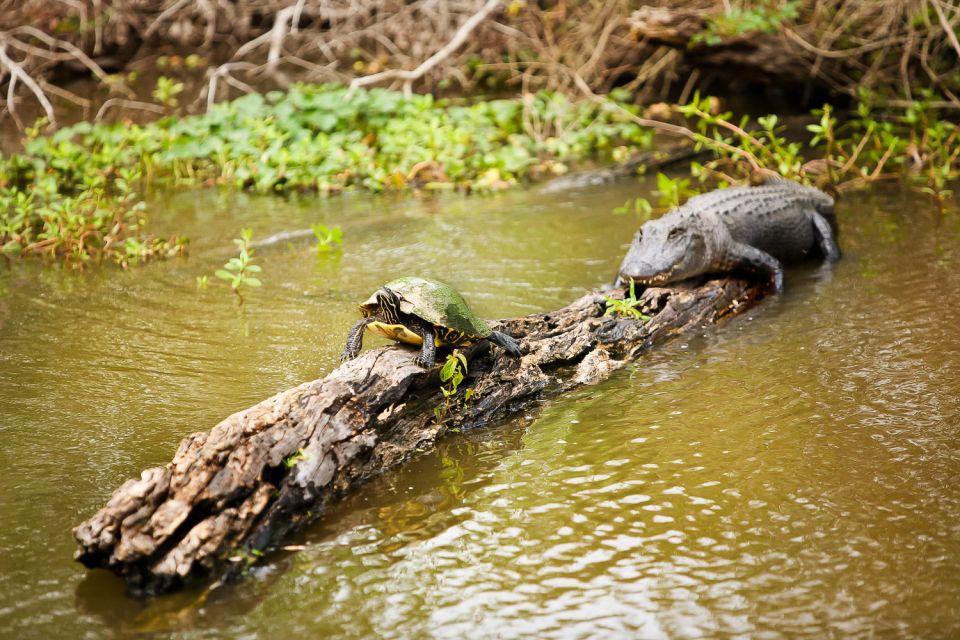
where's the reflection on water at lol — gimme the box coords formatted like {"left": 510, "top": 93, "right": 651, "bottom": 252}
{"left": 1, "top": 179, "right": 959, "bottom": 638}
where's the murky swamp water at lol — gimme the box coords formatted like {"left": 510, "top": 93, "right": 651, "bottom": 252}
{"left": 1, "top": 177, "right": 959, "bottom": 638}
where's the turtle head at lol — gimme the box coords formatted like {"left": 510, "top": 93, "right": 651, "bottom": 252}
{"left": 359, "top": 286, "right": 405, "bottom": 323}
{"left": 615, "top": 217, "right": 709, "bottom": 287}
{"left": 375, "top": 287, "right": 404, "bottom": 324}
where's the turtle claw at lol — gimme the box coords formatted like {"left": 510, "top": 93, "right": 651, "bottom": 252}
{"left": 489, "top": 330, "right": 522, "bottom": 357}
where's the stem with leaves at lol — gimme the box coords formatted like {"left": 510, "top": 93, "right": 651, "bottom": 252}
{"left": 215, "top": 228, "right": 263, "bottom": 304}
{"left": 433, "top": 350, "right": 472, "bottom": 427}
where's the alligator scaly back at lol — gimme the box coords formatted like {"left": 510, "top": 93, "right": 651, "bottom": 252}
{"left": 616, "top": 178, "right": 840, "bottom": 292}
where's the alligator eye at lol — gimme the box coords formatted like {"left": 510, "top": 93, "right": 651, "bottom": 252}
{"left": 668, "top": 227, "right": 685, "bottom": 240}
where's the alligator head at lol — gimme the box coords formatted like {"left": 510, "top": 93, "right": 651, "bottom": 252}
{"left": 614, "top": 216, "right": 711, "bottom": 288}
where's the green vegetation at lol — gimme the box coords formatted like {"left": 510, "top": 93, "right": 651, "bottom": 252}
{"left": 613, "top": 90, "right": 960, "bottom": 215}
{"left": 434, "top": 350, "right": 472, "bottom": 427}
{"left": 4, "top": 79, "right": 960, "bottom": 270}
{"left": 0, "top": 84, "right": 653, "bottom": 265}
{"left": 677, "top": 91, "right": 960, "bottom": 198}
{"left": 215, "top": 228, "right": 262, "bottom": 303}
{"left": 693, "top": 1, "right": 800, "bottom": 45}
{"left": 283, "top": 448, "right": 308, "bottom": 469}
{"left": 0, "top": 128, "right": 185, "bottom": 267}
{"left": 152, "top": 76, "right": 185, "bottom": 108}
{"left": 311, "top": 224, "right": 343, "bottom": 252}
{"left": 604, "top": 279, "right": 651, "bottom": 322}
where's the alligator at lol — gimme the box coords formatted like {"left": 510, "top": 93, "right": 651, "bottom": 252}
{"left": 615, "top": 178, "right": 840, "bottom": 292}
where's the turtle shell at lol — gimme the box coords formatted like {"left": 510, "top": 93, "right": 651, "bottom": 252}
{"left": 361, "top": 276, "right": 492, "bottom": 338}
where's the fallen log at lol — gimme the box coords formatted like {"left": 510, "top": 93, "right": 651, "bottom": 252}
{"left": 74, "top": 277, "right": 766, "bottom": 595}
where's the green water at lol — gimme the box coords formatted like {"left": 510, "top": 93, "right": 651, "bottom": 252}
{"left": 1, "top": 178, "right": 959, "bottom": 638}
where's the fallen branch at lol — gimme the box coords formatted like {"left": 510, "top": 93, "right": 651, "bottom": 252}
{"left": 74, "top": 275, "right": 765, "bottom": 596}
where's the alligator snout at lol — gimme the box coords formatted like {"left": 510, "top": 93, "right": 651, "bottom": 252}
{"left": 615, "top": 260, "right": 657, "bottom": 288}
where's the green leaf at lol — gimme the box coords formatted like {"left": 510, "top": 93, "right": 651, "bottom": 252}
{"left": 243, "top": 277, "right": 262, "bottom": 287}
{"left": 440, "top": 357, "right": 457, "bottom": 381}
{"left": 215, "top": 269, "right": 233, "bottom": 280}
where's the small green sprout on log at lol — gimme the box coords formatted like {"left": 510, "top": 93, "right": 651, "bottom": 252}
{"left": 434, "top": 350, "right": 471, "bottom": 427}
{"left": 215, "top": 228, "right": 262, "bottom": 303}
{"left": 283, "top": 448, "right": 308, "bottom": 469}
{"left": 604, "top": 279, "right": 651, "bottom": 322}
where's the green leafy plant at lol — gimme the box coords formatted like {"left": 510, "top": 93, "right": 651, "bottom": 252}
{"left": 673, "top": 90, "right": 960, "bottom": 206}
{"left": 1, "top": 85, "right": 661, "bottom": 266}
{"left": 283, "top": 448, "right": 308, "bottom": 468}
{"left": 613, "top": 196, "right": 654, "bottom": 219}
{"left": 215, "top": 228, "right": 262, "bottom": 303}
{"left": 434, "top": 350, "right": 470, "bottom": 426}
{"left": 655, "top": 172, "right": 695, "bottom": 208}
{"left": 311, "top": 223, "right": 343, "bottom": 252}
{"left": 152, "top": 76, "right": 185, "bottom": 107}
{"left": 693, "top": 1, "right": 800, "bottom": 45}
{"left": 7, "top": 82, "right": 960, "bottom": 269}
{"left": 604, "top": 279, "right": 651, "bottom": 322}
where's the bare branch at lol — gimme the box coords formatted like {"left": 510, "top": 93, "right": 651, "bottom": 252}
{"left": 206, "top": 62, "right": 259, "bottom": 111}
{"left": 0, "top": 42, "right": 56, "bottom": 129}
{"left": 4, "top": 26, "right": 134, "bottom": 98}
{"left": 145, "top": 0, "right": 193, "bottom": 38}
{"left": 267, "top": 5, "right": 299, "bottom": 71}
{"left": 930, "top": 0, "right": 960, "bottom": 62}
{"left": 95, "top": 98, "right": 167, "bottom": 122}
{"left": 347, "top": 0, "right": 502, "bottom": 98}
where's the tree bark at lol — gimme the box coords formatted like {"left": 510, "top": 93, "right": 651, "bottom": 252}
{"left": 74, "top": 277, "right": 765, "bottom": 595}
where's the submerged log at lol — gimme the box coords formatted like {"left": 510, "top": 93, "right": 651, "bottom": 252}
{"left": 74, "top": 277, "right": 766, "bottom": 595}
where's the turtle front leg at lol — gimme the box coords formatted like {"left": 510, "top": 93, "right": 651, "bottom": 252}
{"left": 340, "top": 318, "right": 374, "bottom": 362}
{"left": 414, "top": 326, "right": 437, "bottom": 368}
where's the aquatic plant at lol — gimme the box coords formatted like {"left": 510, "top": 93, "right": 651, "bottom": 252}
{"left": 0, "top": 84, "right": 653, "bottom": 265}
{"left": 6, "top": 81, "right": 960, "bottom": 269}
{"left": 215, "top": 228, "right": 262, "bottom": 303}
{"left": 311, "top": 224, "right": 343, "bottom": 252}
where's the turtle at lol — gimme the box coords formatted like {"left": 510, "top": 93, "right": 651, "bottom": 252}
{"left": 340, "top": 276, "right": 523, "bottom": 368}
